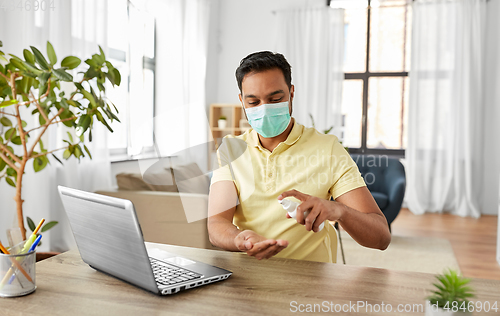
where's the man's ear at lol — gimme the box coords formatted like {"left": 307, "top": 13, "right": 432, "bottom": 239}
{"left": 289, "top": 85, "right": 295, "bottom": 116}
{"left": 239, "top": 94, "right": 248, "bottom": 120}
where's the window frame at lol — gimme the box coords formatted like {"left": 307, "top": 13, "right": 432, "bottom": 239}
{"left": 340, "top": 0, "right": 409, "bottom": 157}
{"left": 108, "top": 1, "right": 157, "bottom": 162}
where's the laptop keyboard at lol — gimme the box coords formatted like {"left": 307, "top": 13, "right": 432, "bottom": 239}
{"left": 149, "top": 257, "right": 203, "bottom": 286}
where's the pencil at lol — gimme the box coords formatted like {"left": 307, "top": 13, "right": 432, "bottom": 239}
{"left": 33, "top": 218, "right": 45, "bottom": 235}
{"left": 0, "top": 241, "right": 9, "bottom": 254}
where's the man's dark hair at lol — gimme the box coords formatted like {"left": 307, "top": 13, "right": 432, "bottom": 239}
{"left": 235, "top": 51, "right": 292, "bottom": 92}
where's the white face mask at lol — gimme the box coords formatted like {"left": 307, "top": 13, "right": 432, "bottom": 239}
{"left": 244, "top": 101, "right": 291, "bottom": 138}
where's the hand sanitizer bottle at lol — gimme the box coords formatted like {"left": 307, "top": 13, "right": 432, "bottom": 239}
{"left": 278, "top": 199, "right": 324, "bottom": 232}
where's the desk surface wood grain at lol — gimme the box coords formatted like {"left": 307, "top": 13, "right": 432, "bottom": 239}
{"left": 2, "top": 242, "right": 500, "bottom": 315}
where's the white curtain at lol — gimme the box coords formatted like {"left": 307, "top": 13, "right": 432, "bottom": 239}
{"left": 275, "top": 8, "right": 345, "bottom": 135}
{"left": 0, "top": 0, "right": 112, "bottom": 251}
{"left": 406, "top": 0, "right": 486, "bottom": 218}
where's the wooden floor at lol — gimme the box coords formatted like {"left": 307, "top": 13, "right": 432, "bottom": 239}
{"left": 390, "top": 208, "right": 500, "bottom": 280}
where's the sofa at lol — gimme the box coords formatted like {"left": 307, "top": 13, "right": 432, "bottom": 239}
{"left": 95, "top": 189, "right": 218, "bottom": 250}
{"left": 97, "top": 162, "right": 219, "bottom": 250}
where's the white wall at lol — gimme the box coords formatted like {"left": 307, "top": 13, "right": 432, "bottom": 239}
{"left": 208, "top": 0, "right": 326, "bottom": 104}
{"left": 481, "top": 0, "right": 500, "bottom": 215}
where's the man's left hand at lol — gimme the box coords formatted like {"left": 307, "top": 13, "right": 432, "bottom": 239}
{"left": 278, "top": 189, "right": 343, "bottom": 233}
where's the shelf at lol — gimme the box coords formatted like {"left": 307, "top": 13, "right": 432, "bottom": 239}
{"left": 208, "top": 103, "right": 247, "bottom": 169}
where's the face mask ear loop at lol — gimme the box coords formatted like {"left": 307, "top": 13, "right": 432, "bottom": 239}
{"left": 241, "top": 103, "right": 248, "bottom": 121}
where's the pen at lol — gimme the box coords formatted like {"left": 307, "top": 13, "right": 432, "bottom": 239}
{"left": 28, "top": 234, "right": 42, "bottom": 252}
{"left": 20, "top": 218, "right": 45, "bottom": 254}
{"left": 7, "top": 235, "right": 42, "bottom": 285}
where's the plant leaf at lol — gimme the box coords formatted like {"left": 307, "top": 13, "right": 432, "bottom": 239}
{"left": 99, "top": 46, "right": 106, "bottom": 59}
{"left": 83, "top": 144, "right": 92, "bottom": 159}
{"left": 63, "top": 149, "right": 71, "bottom": 159}
{"left": 11, "top": 136, "right": 21, "bottom": 145}
{"left": 30, "top": 46, "right": 50, "bottom": 70}
{"left": 23, "top": 49, "right": 35, "bottom": 64}
{"left": 60, "top": 98, "right": 69, "bottom": 109}
{"left": 78, "top": 115, "right": 91, "bottom": 133}
{"left": 33, "top": 156, "right": 48, "bottom": 172}
{"left": 27, "top": 216, "right": 36, "bottom": 232}
{"left": 61, "top": 56, "right": 81, "bottom": 69}
{"left": 6, "top": 177, "right": 16, "bottom": 187}
{"left": 51, "top": 153, "right": 63, "bottom": 165}
{"left": 0, "top": 99, "right": 18, "bottom": 108}
{"left": 0, "top": 116, "right": 12, "bottom": 126}
{"left": 0, "top": 158, "right": 6, "bottom": 172}
{"left": 74, "top": 144, "right": 82, "bottom": 159}
{"left": 41, "top": 221, "right": 58, "bottom": 232}
{"left": 9, "top": 58, "right": 26, "bottom": 70}
{"left": 46, "top": 41, "right": 57, "bottom": 65}
{"left": 67, "top": 131, "right": 73, "bottom": 143}
{"left": 112, "top": 68, "right": 121, "bottom": 86}
{"left": 5, "top": 127, "right": 16, "bottom": 140}
{"left": 38, "top": 71, "right": 51, "bottom": 86}
{"left": 39, "top": 112, "right": 47, "bottom": 125}
{"left": 80, "top": 89, "right": 96, "bottom": 108}
{"left": 53, "top": 68, "right": 73, "bottom": 81}
{"left": 21, "top": 61, "right": 43, "bottom": 76}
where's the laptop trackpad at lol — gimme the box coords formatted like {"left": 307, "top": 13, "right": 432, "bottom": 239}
{"left": 147, "top": 248, "right": 196, "bottom": 266}
{"left": 165, "top": 256, "right": 196, "bottom": 266}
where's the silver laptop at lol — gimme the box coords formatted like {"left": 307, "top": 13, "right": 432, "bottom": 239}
{"left": 58, "top": 185, "right": 232, "bottom": 295}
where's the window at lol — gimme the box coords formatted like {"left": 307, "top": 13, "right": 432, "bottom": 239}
{"left": 106, "top": 0, "right": 156, "bottom": 159}
{"left": 331, "top": 0, "right": 411, "bottom": 156}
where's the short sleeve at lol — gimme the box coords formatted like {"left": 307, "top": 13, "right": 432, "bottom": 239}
{"left": 209, "top": 137, "right": 237, "bottom": 188}
{"left": 329, "top": 139, "right": 366, "bottom": 199}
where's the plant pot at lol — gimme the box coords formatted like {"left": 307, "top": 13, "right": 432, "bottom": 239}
{"left": 218, "top": 119, "right": 227, "bottom": 129}
{"left": 425, "top": 301, "right": 471, "bottom": 316}
{"left": 36, "top": 252, "right": 60, "bottom": 262}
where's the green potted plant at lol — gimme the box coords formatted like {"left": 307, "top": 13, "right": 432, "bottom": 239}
{"left": 425, "top": 269, "right": 475, "bottom": 316}
{"left": 0, "top": 40, "right": 121, "bottom": 243}
{"left": 218, "top": 115, "right": 227, "bottom": 129}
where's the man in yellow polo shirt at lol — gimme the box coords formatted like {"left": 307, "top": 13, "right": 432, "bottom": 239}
{"left": 207, "top": 51, "right": 391, "bottom": 263}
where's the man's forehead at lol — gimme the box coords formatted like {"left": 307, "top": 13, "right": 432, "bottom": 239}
{"left": 241, "top": 69, "right": 288, "bottom": 97}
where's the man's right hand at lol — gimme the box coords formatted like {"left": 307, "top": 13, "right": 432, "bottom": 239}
{"left": 234, "top": 230, "right": 289, "bottom": 260}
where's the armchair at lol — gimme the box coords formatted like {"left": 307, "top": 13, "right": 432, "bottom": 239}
{"left": 350, "top": 154, "right": 406, "bottom": 231}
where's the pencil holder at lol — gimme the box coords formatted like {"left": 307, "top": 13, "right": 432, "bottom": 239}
{"left": 0, "top": 250, "right": 36, "bottom": 297}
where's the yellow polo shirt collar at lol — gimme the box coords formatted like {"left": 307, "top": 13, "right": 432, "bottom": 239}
{"left": 247, "top": 118, "right": 303, "bottom": 149}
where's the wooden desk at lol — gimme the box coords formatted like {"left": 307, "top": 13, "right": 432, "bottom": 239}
{"left": 2, "top": 242, "right": 500, "bottom": 315}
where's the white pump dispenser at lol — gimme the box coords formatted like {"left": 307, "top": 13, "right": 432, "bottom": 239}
{"left": 278, "top": 199, "right": 324, "bottom": 232}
